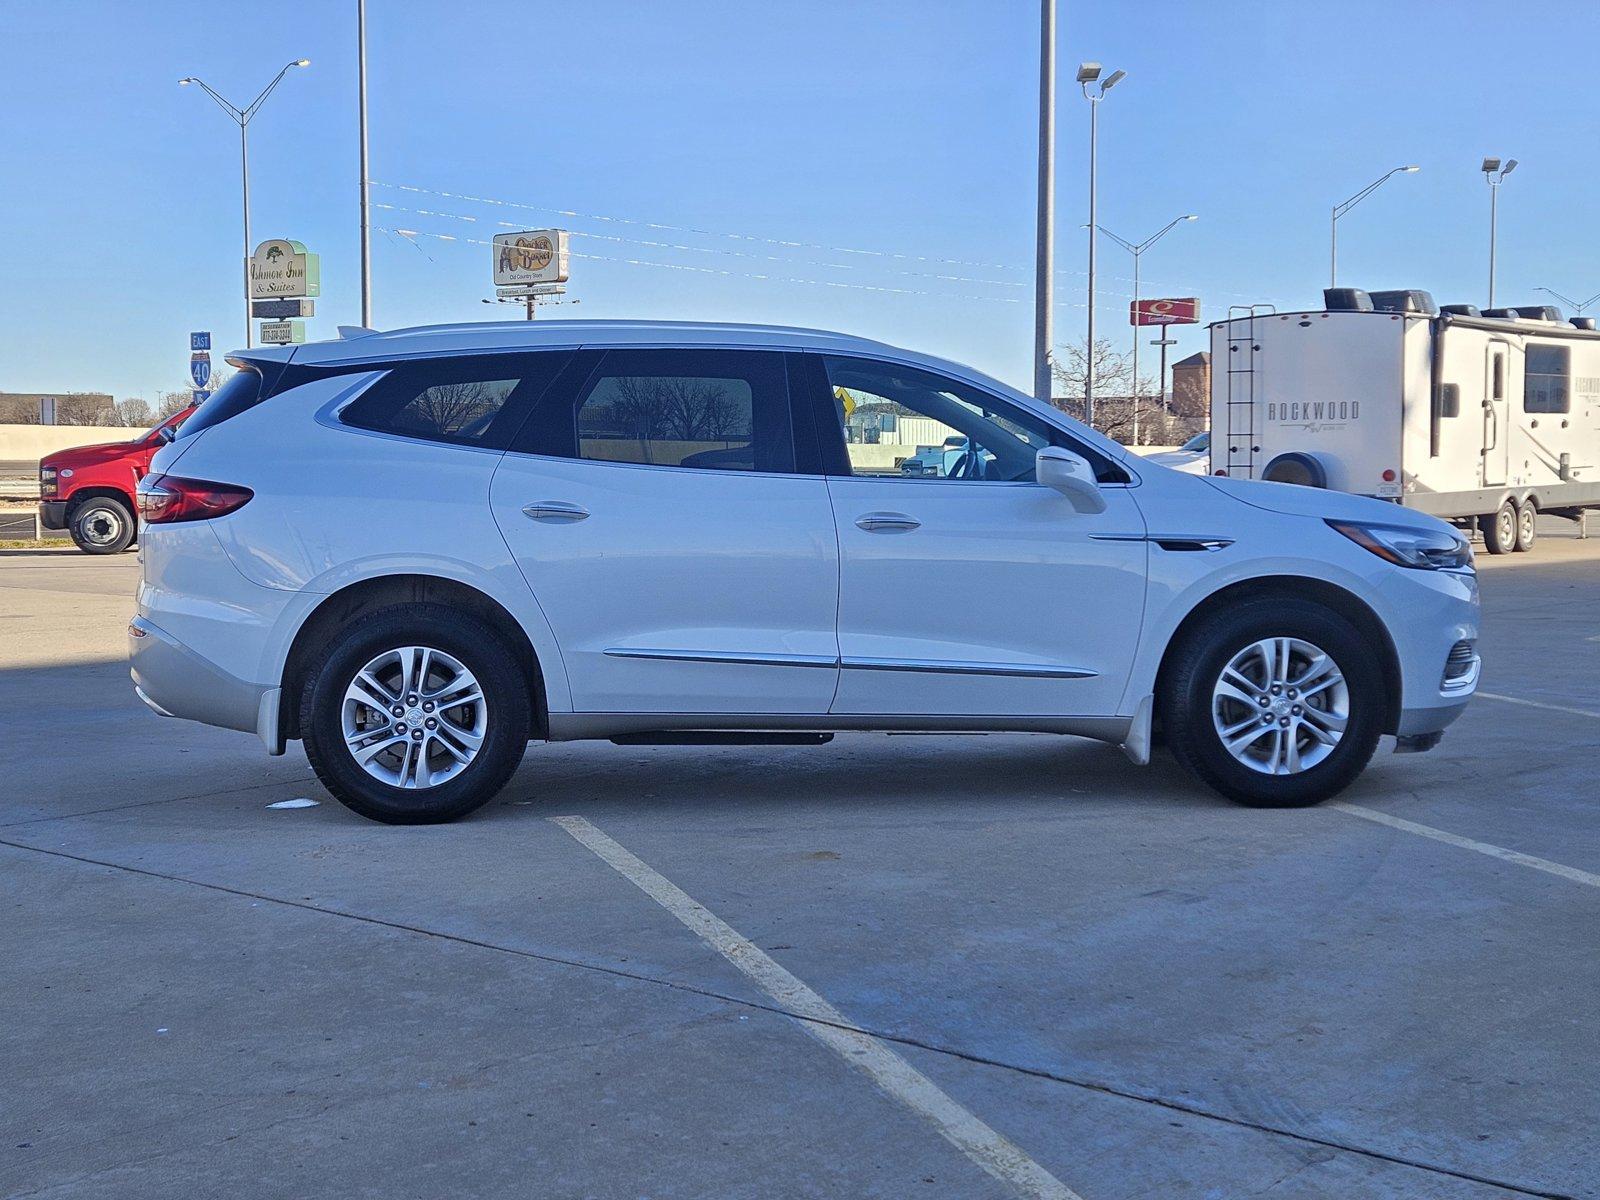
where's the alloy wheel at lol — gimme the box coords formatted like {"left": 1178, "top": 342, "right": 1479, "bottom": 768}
{"left": 341, "top": 645, "right": 487, "bottom": 789}
{"left": 1211, "top": 637, "right": 1349, "bottom": 775}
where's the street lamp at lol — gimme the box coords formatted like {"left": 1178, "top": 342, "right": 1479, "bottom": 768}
{"left": 1329, "top": 165, "right": 1419, "bottom": 287}
{"left": 1095, "top": 215, "right": 1197, "bottom": 444}
{"left": 180, "top": 59, "right": 312, "bottom": 348}
{"left": 1033, "top": 0, "right": 1056, "bottom": 407}
{"left": 1535, "top": 286, "right": 1600, "bottom": 316}
{"left": 1078, "top": 62, "right": 1124, "bottom": 429}
{"left": 1483, "top": 156, "right": 1517, "bottom": 307}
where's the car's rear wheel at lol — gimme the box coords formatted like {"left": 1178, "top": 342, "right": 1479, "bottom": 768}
{"left": 1480, "top": 500, "right": 1517, "bottom": 555}
{"left": 300, "top": 604, "right": 531, "bottom": 824}
{"left": 69, "top": 497, "right": 135, "bottom": 555}
{"left": 1161, "top": 598, "right": 1384, "bottom": 807}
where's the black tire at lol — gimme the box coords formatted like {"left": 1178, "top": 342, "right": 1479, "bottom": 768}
{"left": 69, "top": 497, "right": 135, "bottom": 555}
{"left": 1514, "top": 501, "right": 1537, "bottom": 552}
{"left": 1160, "top": 598, "right": 1385, "bottom": 808}
{"left": 1479, "top": 500, "right": 1517, "bottom": 555}
{"left": 300, "top": 604, "right": 532, "bottom": 824}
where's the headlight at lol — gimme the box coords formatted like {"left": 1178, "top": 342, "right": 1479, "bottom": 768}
{"left": 1327, "top": 519, "right": 1474, "bottom": 571}
{"left": 39, "top": 467, "right": 57, "bottom": 498}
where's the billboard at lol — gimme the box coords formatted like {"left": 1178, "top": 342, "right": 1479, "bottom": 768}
{"left": 250, "top": 239, "right": 321, "bottom": 299}
{"left": 493, "top": 230, "right": 570, "bottom": 287}
{"left": 1131, "top": 297, "right": 1199, "bottom": 326}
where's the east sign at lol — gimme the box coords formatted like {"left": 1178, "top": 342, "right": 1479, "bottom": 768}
{"left": 250, "top": 239, "right": 321, "bottom": 300}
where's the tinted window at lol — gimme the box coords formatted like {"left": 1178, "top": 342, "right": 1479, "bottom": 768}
{"left": 1525, "top": 344, "right": 1570, "bottom": 413}
{"left": 173, "top": 368, "right": 262, "bottom": 440}
{"left": 821, "top": 355, "right": 1121, "bottom": 483}
{"left": 532, "top": 349, "right": 794, "bottom": 473}
{"left": 342, "top": 352, "right": 571, "bottom": 448}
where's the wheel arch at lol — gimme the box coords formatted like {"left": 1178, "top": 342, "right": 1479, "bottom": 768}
{"left": 65, "top": 487, "right": 135, "bottom": 516}
{"left": 1154, "top": 574, "right": 1403, "bottom": 735}
{"left": 278, "top": 574, "right": 549, "bottom": 743}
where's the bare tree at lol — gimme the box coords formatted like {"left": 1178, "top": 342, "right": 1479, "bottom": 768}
{"left": 108, "top": 398, "right": 154, "bottom": 428}
{"left": 1050, "top": 337, "right": 1203, "bottom": 446}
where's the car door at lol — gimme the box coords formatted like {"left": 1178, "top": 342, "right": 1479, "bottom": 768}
{"left": 491, "top": 346, "right": 840, "bottom": 715}
{"left": 801, "top": 352, "right": 1148, "bottom": 718}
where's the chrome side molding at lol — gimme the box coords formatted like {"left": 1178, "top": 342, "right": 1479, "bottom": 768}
{"left": 603, "top": 648, "right": 1096, "bottom": 680}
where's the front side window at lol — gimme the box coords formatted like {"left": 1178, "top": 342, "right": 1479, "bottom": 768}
{"left": 342, "top": 352, "right": 571, "bottom": 448}
{"left": 562, "top": 349, "right": 793, "bottom": 473}
{"left": 1525, "top": 344, "right": 1570, "bottom": 413}
{"left": 823, "top": 355, "right": 1073, "bottom": 483}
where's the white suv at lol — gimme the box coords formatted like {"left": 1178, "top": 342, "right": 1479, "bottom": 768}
{"left": 131, "top": 321, "right": 1480, "bottom": 823}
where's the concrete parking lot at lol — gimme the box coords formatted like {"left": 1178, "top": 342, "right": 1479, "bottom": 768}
{"left": 2, "top": 530, "right": 1597, "bottom": 1200}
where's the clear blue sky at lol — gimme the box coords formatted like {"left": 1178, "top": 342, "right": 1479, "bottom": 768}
{"left": 4, "top": 1, "right": 1598, "bottom": 402}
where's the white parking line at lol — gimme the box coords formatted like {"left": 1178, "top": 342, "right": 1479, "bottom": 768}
{"left": 550, "top": 814, "right": 1084, "bottom": 1200}
{"left": 1477, "top": 690, "right": 1600, "bottom": 720}
{"left": 1331, "top": 804, "right": 1600, "bottom": 889}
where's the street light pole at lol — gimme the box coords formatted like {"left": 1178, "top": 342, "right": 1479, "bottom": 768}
{"left": 1482, "top": 157, "right": 1517, "bottom": 308}
{"left": 1077, "top": 63, "right": 1124, "bottom": 430}
{"left": 1329, "top": 165, "right": 1420, "bottom": 288}
{"left": 1095, "top": 215, "right": 1197, "bottom": 445}
{"left": 358, "top": 0, "right": 372, "bottom": 328}
{"left": 1033, "top": 0, "right": 1055, "bottom": 407}
{"left": 181, "top": 60, "right": 311, "bottom": 349}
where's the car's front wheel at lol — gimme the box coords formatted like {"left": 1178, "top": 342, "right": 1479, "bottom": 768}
{"left": 69, "top": 497, "right": 135, "bottom": 554}
{"left": 300, "top": 605, "right": 531, "bottom": 824}
{"left": 1161, "top": 598, "right": 1384, "bottom": 807}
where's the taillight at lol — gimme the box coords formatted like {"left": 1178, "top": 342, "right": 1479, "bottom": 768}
{"left": 136, "top": 474, "right": 253, "bottom": 524}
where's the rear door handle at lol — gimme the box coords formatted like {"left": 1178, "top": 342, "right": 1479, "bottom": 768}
{"left": 522, "top": 501, "right": 589, "bottom": 521}
{"left": 855, "top": 511, "right": 920, "bottom": 533}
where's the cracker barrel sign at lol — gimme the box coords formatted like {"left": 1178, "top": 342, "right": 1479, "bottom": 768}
{"left": 249, "top": 239, "right": 321, "bottom": 299}
{"left": 1130, "top": 297, "right": 1199, "bottom": 326}
{"left": 493, "top": 229, "right": 570, "bottom": 287}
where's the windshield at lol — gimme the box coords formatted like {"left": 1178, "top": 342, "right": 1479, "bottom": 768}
{"left": 1181, "top": 431, "right": 1210, "bottom": 453}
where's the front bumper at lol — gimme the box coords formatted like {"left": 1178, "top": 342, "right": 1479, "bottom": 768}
{"left": 38, "top": 500, "right": 67, "bottom": 530}
{"left": 1378, "top": 566, "right": 1481, "bottom": 745}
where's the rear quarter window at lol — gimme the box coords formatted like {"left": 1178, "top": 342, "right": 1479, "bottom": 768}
{"left": 340, "top": 351, "right": 574, "bottom": 449}
{"left": 173, "top": 367, "right": 263, "bottom": 440}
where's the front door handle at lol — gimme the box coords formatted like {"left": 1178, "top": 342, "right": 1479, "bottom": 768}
{"left": 855, "top": 511, "right": 920, "bottom": 533}
{"left": 522, "top": 501, "right": 589, "bottom": 521}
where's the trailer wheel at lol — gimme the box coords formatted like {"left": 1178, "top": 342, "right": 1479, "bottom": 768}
{"left": 1514, "top": 501, "right": 1537, "bottom": 552}
{"left": 1480, "top": 500, "right": 1517, "bottom": 555}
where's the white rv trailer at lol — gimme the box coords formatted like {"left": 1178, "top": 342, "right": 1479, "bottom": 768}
{"left": 1208, "top": 288, "right": 1600, "bottom": 552}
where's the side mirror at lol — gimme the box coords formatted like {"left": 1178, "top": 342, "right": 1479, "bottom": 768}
{"left": 158, "top": 424, "right": 177, "bottom": 444}
{"left": 1036, "top": 446, "right": 1106, "bottom": 513}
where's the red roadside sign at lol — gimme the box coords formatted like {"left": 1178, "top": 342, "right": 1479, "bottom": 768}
{"left": 1131, "top": 297, "right": 1200, "bottom": 326}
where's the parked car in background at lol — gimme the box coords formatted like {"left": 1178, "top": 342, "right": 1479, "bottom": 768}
{"left": 131, "top": 321, "right": 1479, "bottom": 824}
{"left": 39, "top": 405, "right": 195, "bottom": 553}
{"left": 1142, "top": 430, "right": 1210, "bottom": 474}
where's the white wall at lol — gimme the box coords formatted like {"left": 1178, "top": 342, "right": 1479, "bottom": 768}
{"left": 0, "top": 425, "right": 132, "bottom": 463}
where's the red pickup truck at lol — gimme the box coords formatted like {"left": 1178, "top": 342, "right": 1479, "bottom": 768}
{"left": 38, "top": 405, "right": 196, "bottom": 554}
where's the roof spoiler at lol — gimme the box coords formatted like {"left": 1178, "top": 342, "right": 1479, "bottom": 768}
{"left": 338, "top": 325, "right": 381, "bottom": 339}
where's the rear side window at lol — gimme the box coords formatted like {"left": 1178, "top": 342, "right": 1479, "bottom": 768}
{"left": 520, "top": 349, "right": 795, "bottom": 473}
{"left": 173, "top": 367, "right": 262, "bottom": 440}
{"left": 341, "top": 352, "right": 572, "bottom": 448}
{"left": 1525, "top": 344, "right": 1570, "bottom": 413}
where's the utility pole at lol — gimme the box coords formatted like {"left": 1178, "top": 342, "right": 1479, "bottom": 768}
{"left": 1094, "top": 215, "right": 1195, "bottom": 444}
{"left": 358, "top": 0, "right": 373, "bottom": 327}
{"left": 1032, "top": 0, "right": 1055, "bottom": 407}
{"left": 1329, "top": 165, "right": 1419, "bottom": 288}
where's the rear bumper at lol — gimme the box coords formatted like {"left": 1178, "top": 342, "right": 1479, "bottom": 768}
{"left": 129, "top": 615, "right": 265, "bottom": 736}
{"left": 38, "top": 500, "right": 68, "bottom": 530}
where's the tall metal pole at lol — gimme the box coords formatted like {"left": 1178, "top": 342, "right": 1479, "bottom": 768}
{"left": 1032, "top": 0, "right": 1055, "bottom": 407}
{"left": 1329, "top": 206, "right": 1338, "bottom": 288}
{"left": 1130, "top": 247, "right": 1141, "bottom": 444}
{"left": 240, "top": 122, "right": 253, "bottom": 348}
{"left": 1488, "top": 181, "right": 1498, "bottom": 308}
{"left": 358, "top": 0, "right": 372, "bottom": 327}
{"left": 1085, "top": 96, "right": 1097, "bottom": 428}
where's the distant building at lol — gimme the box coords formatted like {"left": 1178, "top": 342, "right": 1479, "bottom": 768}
{"left": 0, "top": 392, "right": 115, "bottom": 425}
{"left": 1169, "top": 352, "right": 1210, "bottom": 419}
